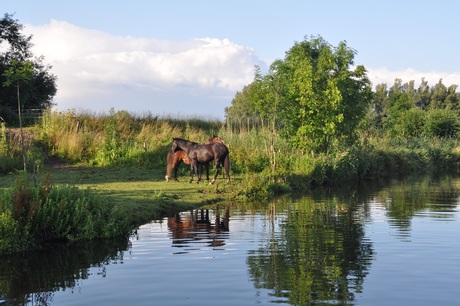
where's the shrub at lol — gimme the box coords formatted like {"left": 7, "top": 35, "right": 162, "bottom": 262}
{"left": 424, "top": 109, "right": 460, "bottom": 138}
{"left": 398, "top": 109, "right": 426, "bottom": 138}
{"left": 0, "top": 174, "right": 133, "bottom": 254}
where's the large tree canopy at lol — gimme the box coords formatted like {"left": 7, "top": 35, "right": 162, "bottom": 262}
{"left": 0, "top": 13, "right": 57, "bottom": 125}
{"left": 227, "top": 35, "right": 373, "bottom": 153}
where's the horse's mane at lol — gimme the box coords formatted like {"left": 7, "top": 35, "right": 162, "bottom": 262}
{"left": 172, "top": 137, "right": 198, "bottom": 144}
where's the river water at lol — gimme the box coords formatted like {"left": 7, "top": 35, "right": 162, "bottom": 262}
{"left": 1, "top": 176, "right": 460, "bottom": 305}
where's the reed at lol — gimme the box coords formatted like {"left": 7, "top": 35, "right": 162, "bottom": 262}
{"left": 36, "top": 110, "right": 460, "bottom": 190}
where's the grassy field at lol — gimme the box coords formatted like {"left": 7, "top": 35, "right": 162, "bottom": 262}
{"left": 0, "top": 162, "right": 240, "bottom": 219}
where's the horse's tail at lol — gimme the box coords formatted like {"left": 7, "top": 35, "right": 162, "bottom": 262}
{"left": 165, "top": 149, "right": 175, "bottom": 182}
{"left": 224, "top": 153, "right": 231, "bottom": 183}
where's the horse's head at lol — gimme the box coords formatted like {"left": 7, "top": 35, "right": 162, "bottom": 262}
{"left": 171, "top": 137, "right": 191, "bottom": 152}
{"left": 207, "top": 134, "right": 225, "bottom": 145}
{"left": 171, "top": 137, "right": 181, "bottom": 152}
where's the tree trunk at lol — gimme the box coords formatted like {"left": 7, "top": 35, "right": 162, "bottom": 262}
{"left": 17, "top": 82, "right": 26, "bottom": 172}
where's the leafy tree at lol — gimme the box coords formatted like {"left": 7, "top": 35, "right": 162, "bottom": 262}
{"left": 3, "top": 58, "right": 33, "bottom": 170}
{"left": 367, "top": 83, "right": 388, "bottom": 131}
{"left": 225, "top": 81, "right": 261, "bottom": 124}
{"left": 415, "top": 78, "right": 431, "bottom": 110}
{"left": 444, "top": 84, "right": 460, "bottom": 112}
{"left": 397, "top": 108, "right": 426, "bottom": 138}
{"left": 0, "top": 13, "right": 57, "bottom": 125}
{"left": 227, "top": 36, "right": 372, "bottom": 153}
{"left": 384, "top": 79, "right": 413, "bottom": 136}
{"left": 271, "top": 35, "right": 372, "bottom": 152}
{"left": 430, "top": 79, "right": 447, "bottom": 110}
{"left": 424, "top": 109, "right": 460, "bottom": 138}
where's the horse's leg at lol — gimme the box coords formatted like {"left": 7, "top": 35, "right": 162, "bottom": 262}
{"left": 210, "top": 160, "right": 222, "bottom": 185}
{"left": 224, "top": 154, "right": 230, "bottom": 183}
{"left": 195, "top": 161, "right": 201, "bottom": 184}
{"left": 173, "top": 165, "right": 179, "bottom": 181}
{"left": 205, "top": 162, "right": 210, "bottom": 182}
{"left": 197, "top": 163, "right": 203, "bottom": 183}
{"left": 174, "top": 160, "right": 182, "bottom": 181}
{"left": 189, "top": 160, "right": 196, "bottom": 183}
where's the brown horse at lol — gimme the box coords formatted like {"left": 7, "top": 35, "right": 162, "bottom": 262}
{"left": 165, "top": 135, "right": 228, "bottom": 182}
{"left": 170, "top": 137, "right": 230, "bottom": 184}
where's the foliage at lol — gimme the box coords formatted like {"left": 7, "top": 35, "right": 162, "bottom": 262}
{"left": 226, "top": 35, "right": 373, "bottom": 153}
{"left": 424, "top": 108, "right": 460, "bottom": 138}
{"left": 37, "top": 109, "right": 223, "bottom": 168}
{"left": 366, "top": 78, "right": 460, "bottom": 139}
{"left": 0, "top": 173, "right": 133, "bottom": 254}
{"left": 394, "top": 108, "right": 426, "bottom": 138}
{"left": 3, "top": 58, "right": 34, "bottom": 171}
{"left": 0, "top": 13, "right": 57, "bottom": 126}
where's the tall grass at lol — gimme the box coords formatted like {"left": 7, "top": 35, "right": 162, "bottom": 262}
{"left": 37, "top": 109, "right": 223, "bottom": 167}
{"left": 36, "top": 110, "right": 460, "bottom": 196}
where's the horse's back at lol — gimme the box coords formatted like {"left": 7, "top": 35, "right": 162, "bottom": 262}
{"left": 211, "top": 142, "right": 229, "bottom": 160}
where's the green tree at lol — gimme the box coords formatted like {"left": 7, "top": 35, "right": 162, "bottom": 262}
{"left": 0, "top": 13, "right": 57, "bottom": 125}
{"left": 368, "top": 83, "right": 388, "bottom": 131}
{"left": 430, "top": 79, "right": 447, "bottom": 110}
{"left": 415, "top": 78, "right": 431, "bottom": 110}
{"left": 384, "top": 78, "right": 413, "bottom": 136}
{"left": 424, "top": 109, "right": 460, "bottom": 138}
{"left": 225, "top": 81, "right": 261, "bottom": 125}
{"left": 444, "top": 84, "right": 460, "bottom": 112}
{"left": 269, "top": 35, "right": 372, "bottom": 152}
{"left": 398, "top": 108, "right": 426, "bottom": 138}
{"left": 3, "top": 59, "right": 33, "bottom": 171}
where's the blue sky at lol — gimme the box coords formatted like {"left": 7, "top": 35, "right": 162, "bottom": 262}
{"left": 2, "top": 0, "right": 459, "bottom": 119}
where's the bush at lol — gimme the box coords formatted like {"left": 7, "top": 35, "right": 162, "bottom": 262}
{"left": 398, "top": 109, "right": 426, "bottom": 138}
{"left": 424, "top": 109, "right": 460, "bottom": 138}
{"left": 0, "top": 174, "right": 132, "bottom": 254}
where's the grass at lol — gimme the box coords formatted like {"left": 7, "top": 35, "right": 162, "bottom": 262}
{"left": 33, "top": 163, "right": 240, "bottom": 211}
{"left": 0, "top": 162, "right": 240, "bottom": 254}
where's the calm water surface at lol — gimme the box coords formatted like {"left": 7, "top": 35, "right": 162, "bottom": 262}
{"left": 1, "top": 177, "right": 460, "bottom": 305}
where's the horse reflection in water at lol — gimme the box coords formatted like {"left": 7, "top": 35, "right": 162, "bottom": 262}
{"left": 167, "top": 208, "right": 230, "bottom": 250}
{"left": 165, "top": 135, "right": 228, "bottom": 183}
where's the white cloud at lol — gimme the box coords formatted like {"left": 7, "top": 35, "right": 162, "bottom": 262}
{"left": 24, "top": 20, "right": 264, "bottom": 118}
{"left": 20, "top": 20, "right": 460, "bottom": 119}
{"left": 367, "top": 67, "right": 460, "bottom": 89}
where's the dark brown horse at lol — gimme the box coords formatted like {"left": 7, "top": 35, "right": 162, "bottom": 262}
{"left": 170, "top": 137, "right": 230, "bottom": 184}
{"left": 165, "top": 135, "right": 228, "bottom": 182}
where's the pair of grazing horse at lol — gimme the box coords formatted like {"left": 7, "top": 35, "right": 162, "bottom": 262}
{"left": 165, "top": 135, "right": 230, "bottom": 184}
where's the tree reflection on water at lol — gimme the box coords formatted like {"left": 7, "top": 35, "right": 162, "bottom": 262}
{"left": 245, "top": 176, "right": 460, "bottom": 305}
{"left": 245, "top": 195, "right": 373, "bottom": 305}
{"left": 0, "top": 237, "right": 129, "bottom": 305}
{"left": 1, "top": 176, "right": 458, "bottom": 306}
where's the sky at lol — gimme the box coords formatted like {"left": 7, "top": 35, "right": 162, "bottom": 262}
{"left": 1, "top": 0, "right": 460, "bottom": 120}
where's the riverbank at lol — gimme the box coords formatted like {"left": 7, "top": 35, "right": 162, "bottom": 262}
{"left": 0, "top": 161, "right": 239, "bottom": 219}
{"left": 2, "top": 111, "right": 460, "bottom": 254}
